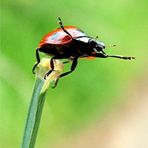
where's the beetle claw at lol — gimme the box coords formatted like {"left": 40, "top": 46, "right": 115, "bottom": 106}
{"left": 44, "top": 74, "right": 47, "bottom": 79}
{"left": 52, "top": 78, "right": 59, "bottom": 88}
{"left": 44, "top": 71, "right": 50, "bottom": 79}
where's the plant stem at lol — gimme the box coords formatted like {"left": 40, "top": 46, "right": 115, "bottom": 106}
{"left": 21, "top": 58, "right": 64, "bottom": 148}
{"left": 21, "top": 78, "right": 46, "bottom": 148}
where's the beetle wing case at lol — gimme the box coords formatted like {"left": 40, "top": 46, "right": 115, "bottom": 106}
{"left": 39, "top": 26, "right": 86, "bottom": 47}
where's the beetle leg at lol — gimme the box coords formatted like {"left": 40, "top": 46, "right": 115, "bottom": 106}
{"left": 52, "top": 77, "right": 60, "bottom": 88}
{"left": 58, "top": 17, "right": 73, "bottom": 39}
{"left": 91, "top": 52, "right": 135, "bottom": 60}
{"left": 60, "top": 56, "right": 78, "bottom": 78}
{"left": 32, "top": 48, "right": 40, "bottom": 74}
{"left": 44, "top": 57, "right": 55, "bottom": 79}
{"left": 52, "top": 57, "right": 78, "bottom": 87}
{"left": 107, "top": 55, "right": 135, "bottom": 60}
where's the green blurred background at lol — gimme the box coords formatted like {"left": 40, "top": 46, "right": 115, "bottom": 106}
{"left": 0, "top": 0, "right": 148, "bottom": 147}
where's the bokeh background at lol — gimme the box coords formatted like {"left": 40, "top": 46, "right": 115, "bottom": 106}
{"left": 0, "top": 0, "right": 148, "bottom": 147}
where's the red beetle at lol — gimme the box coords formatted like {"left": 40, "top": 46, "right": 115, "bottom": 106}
{"left": 33, "top": 17, "right": 135, "bottom": 86}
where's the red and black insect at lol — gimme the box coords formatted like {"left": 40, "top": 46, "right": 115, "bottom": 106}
{"left": 33, "top": 17, "right": 135, "bottom": 86}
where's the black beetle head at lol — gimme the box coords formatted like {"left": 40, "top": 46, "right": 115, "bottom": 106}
{"left": 88, "top": 38, "right": 105, "bottom": 52}
{"left": 76, "top": 36, "right": 105, "bottom": 53}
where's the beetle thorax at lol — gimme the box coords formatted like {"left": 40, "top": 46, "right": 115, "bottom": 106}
{"left": 75, "top": 36, "right": 90, "bottom": 43}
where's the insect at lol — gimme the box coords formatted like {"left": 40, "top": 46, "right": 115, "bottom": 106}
{"left": 33, "top": 17, "right": 135, "bottom": 87}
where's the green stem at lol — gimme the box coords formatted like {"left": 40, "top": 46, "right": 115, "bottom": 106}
{"left": 21, "top": 58, "right": 63, "bottom": 148}
{"left": 21, "top": 78, "right": 47, "bottom": 148}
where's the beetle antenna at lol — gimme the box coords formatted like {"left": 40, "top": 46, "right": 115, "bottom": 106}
{"left": 106, "top": 44, "right": 116, "bottom": 48}
{"left": 57, "top": 17, "right": 73, "bottom": 39}
{"left": 95, "top": 36, "right": 99, "bottom": 39}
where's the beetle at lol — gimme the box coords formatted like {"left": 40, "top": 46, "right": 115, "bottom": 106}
{"left": 33, "top": 17, "right": 135, "bottom": 87}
